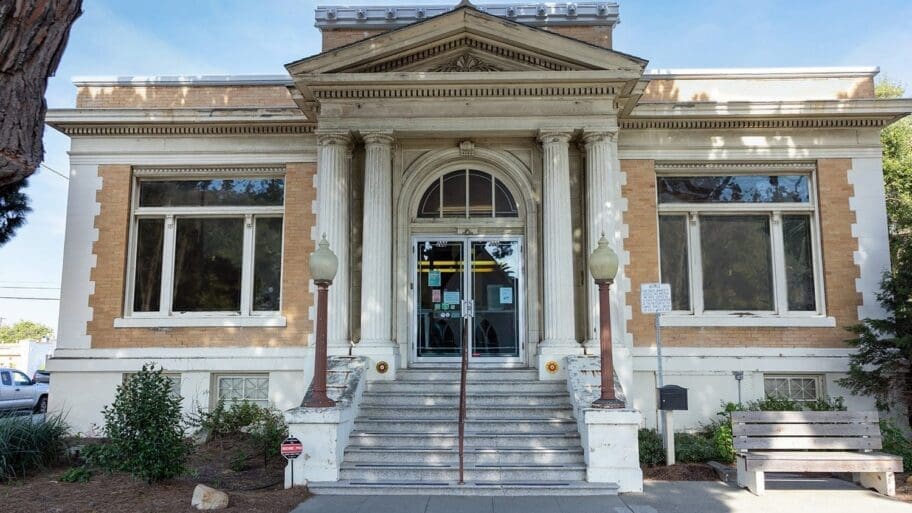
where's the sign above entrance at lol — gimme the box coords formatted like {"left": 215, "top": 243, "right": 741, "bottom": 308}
{"left": 640, "top": 283, "right": 672, "bottom": 314}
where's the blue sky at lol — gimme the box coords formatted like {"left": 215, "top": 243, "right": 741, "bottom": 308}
{"left": 2, "top": 0, "right": 910, "bottom": 334}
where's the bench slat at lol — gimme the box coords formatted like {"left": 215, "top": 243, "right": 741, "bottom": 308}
{"left": 743, "top": 457, "right": 902, "bottom": 473}
{"left": 735, "top": 436, "right": 882, "bottom": 450}
{"left": 732, "top": 411, "right": 878, "bottom": 423}
{"left": 745, "top": 451, "right": 901, "bottom": 461}
{"left": 733, "top": 423, "right": 879, "bottom": 437}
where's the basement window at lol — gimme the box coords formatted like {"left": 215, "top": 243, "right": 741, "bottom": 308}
{"left": 763, "top": 375, "right": 822, "bottom": 403}
{"left": 216, "top": 375, "right": 269, "bottom": 408}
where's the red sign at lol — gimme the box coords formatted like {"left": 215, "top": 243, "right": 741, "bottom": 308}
{"left": 281, "top": 437, "right": 304, "bottom": 460}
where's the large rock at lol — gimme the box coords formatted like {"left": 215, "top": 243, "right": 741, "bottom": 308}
{"left": 191, "top": 484, "right": 229, "bottom": 510}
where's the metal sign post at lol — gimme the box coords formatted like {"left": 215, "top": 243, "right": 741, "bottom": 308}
{"left": 641, "top": 283, "right": 673, "bottom": 464}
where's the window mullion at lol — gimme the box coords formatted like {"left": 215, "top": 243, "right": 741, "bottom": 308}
{"left": 159, "top": 214, "right": 176, "bottom": 315}
{"left": 688, "top": 212, "right": 704, "bottom": 315}
{"left": 771, "top": 212, "right": 788, "bottom": 314}
{"left": 240, "top": 214, "right": 254, "bottom": 315}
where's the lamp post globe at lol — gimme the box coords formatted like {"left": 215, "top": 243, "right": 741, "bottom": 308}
{"left": 305, "top": 234, "right": 337, "bottom": 408}
{"left": 309, "top": 234, "right": 338, "bottom": 283}
{"left": 589, "top": 234, "right": 625, "bottom": 409}
{"left": 588, "top": 234, "right": 619, "bottom": 283}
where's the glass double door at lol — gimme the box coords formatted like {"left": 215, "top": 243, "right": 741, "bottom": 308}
{"left": 413, "top": 237, "right": 523, "bottom": 364}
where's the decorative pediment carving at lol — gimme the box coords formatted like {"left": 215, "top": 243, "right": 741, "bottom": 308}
{"left": 432, "top": 54, "right": 501, "bottom": 72}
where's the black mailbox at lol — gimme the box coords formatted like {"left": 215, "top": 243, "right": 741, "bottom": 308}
{"left": 658, "top": 385, "right": 688, "bottom": 411}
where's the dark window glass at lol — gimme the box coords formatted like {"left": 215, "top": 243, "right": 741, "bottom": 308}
{"left": 658, "top": 176, "right": 809, "bottom": 204}
{"left": 253, "top": 217, "right": 283, "bottom": 311}
{"left": 468, "top": 171, "right": 493, "bottom": 217}
{"left": 494, "top": 179, "right": 519, "bottom": 218}
{"left": 139, "top": 178, "right": 284, "bottom": 207}
{"left": 133, "top": 218, "right": 164, "bottom": 312}
{"left": 659, "top": 215, "right": 690, "bottom": 311}
{"left": 417, "top": 179, "right": 441, "bottom": 218}
{"left": 441, "top": 171, "right": 466, "bottom": 218}
{"left": 783, "top": 215, "right": 817, "bottom": 311}
{"left": 172, "top": 218, "right": 244, "bottom": 312}
{"left": 700, "top": 215, "right": 774, "bottom": 311}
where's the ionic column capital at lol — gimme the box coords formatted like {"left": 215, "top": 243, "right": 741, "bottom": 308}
{"left": 581, "top": 130, "right": 617, "bottom": 149}
{"left": 538, "top": 129, "right": 574, "bottom": 146}
{"left": 362, "top": 131, "right": 395, "bottom": 147}
{"left": 316, "top": 130, "right": 353, "bottom": 147}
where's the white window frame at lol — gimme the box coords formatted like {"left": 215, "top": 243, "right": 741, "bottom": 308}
{"left": 763, "top": 374, "right": 824, "bottom": 403}
{"left": 657, "top": 167, "right": 833, "bottom": 328}
{"left": 116, "top": 169, "right": 287, "bottom": 328}
{"left": 214, "top": 374, "right": 270, "bottom": 408}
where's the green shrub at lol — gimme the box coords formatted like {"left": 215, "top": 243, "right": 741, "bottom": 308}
{"left": 674, "top": 432, "right": 720, "bottom": 463}
{"left": 90, "top": 364, "right": 190, "bottom": 483}
{"left": 189, "top": 400, "right": 288, "bottom": 468}
{"left": 0, "top": 412, "right": 69, "bottom": 481}
{"left": 804, "top": 396, "right": 847, "bottom": 412}
{"left": 60, "top": 466, "right": 93, "bottom": 483}
{"left": 880, "top": 419, "right": 912, "bottom": 472}
{"left": 638, "top": 428, "right": 664, "bottom": 466}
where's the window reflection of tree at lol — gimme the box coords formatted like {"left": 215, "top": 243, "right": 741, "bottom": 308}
{"left": 658, "top": 176, "right": 808, "bottom": 204}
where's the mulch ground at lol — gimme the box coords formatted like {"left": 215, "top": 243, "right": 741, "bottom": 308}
{"left": 642, "top": 463, "right": 719, "bottom": 481}
{"left": 895, "top": 472, "right": 912, "bottom": 502}
{"left": 1, "top": 435, "right": 310, "bottom": 513}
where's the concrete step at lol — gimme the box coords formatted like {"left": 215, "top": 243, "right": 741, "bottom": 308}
{"left": 360, "top": 391, "right": 571, "bottom": 407}
{"left": 358, "top": 405, "right": 575, "bottom": 420}
{"left": 307, "top": 480, "right": 619, "bottom": 496}
{"left": 366, "top": 380, "right": 566, "bottom": 393}
{"left": 353, "top": 418, "right": 578, "bottom": 434}
{"left": 396, "top": 369, "right": 539, "bottom": 381}
{"left": 344, "top": 447, "right": 584, "bottom": 466}
{"left": 339, "top": 464, "right": 588, "bottom": 482}
{"left": 348, "top": 432, "right": 583, "bottom": 449}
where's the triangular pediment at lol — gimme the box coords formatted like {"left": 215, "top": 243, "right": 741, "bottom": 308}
{"left": 287, "top": 6, "right": 647, "bottom": 76}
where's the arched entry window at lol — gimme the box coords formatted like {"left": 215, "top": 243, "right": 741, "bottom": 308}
{"left": 417, "top": 169, "right": 519, "bottom": 218}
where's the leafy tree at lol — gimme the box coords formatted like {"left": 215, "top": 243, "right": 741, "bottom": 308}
{"left": 837, "top": 235, "right": 912, "bottom": 422}
{"left": 0, "top": 179, "right": 31, "bottom": 246}
{"left": 876, "top": 79, "right": 912, "bottom": 235}
{"left": 0, "top": 319, "right": 52, "bottom": 344}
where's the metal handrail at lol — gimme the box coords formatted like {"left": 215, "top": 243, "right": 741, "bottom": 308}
{"left": 458, "top": 315, "right": 469, "bottom": 485}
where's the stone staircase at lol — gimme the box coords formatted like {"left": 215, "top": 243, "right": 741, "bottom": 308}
{"left": 307, "top": 368, "right": 618, "bottom": 495}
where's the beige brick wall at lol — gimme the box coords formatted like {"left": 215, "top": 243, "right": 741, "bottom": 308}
{"left": 622, "top": 158, "right": 861, "bottom": 348}
{"left": 321, "top": 29, "right": 388, "bottom": 51}
{"left": 87, "top": 163, "right": 316, "bottom": 348}
{"left": 542, "top": 25, "right": 612, "bottom": 49}
{"left": 75, "top": 85, "right": 296, "bottom": 109}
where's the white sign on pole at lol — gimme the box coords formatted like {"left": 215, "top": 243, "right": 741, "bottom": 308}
{"left": 640, "top": 283, "right": 672, "bottom": 314}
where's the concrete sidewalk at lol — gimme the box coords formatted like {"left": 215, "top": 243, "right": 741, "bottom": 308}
{"left": 290, "top": 479, "right": 912, "bottom": 513}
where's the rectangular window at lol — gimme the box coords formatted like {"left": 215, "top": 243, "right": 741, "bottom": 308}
{"left": 764, "top": 375, "right": 822, "bottom": 402}
{"left": 216, "top": 375, "right": 269, "bottom": 407}
{"left": 123, "top": 372, "right": 182, "bottom": 399}
{"left": 657, "top": 170, "right": 823, "bottom": 320}
{"left": 125, "top": 173, "right": 285, "bottom": 322}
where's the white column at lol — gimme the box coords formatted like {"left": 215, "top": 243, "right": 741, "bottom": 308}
{"left": 537, "top": 129, "right": 579, "bottom": 377}
{"left": 582, "top": 130, "right": 630, "bottom": 394}
{"left": 316, "top": 131, "right": 353, "bottom": 353}
{"left": 356, "top": 132, "right": 399, "bottom": 379}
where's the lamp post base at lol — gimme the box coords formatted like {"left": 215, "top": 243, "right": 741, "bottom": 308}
{"left": 591, "top": 398, "right": 626, "bottom": 409}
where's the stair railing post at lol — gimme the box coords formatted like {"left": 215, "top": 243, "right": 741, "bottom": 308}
{"left": 458, "top": 300, "right": 470, "bottom": 485}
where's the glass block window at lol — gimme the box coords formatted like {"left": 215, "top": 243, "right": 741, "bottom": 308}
{"left": 764, "top": 375, "right": 822, "bottom": 402}
{"left": 216, "top": 375, "right": 269, "bottom": 407}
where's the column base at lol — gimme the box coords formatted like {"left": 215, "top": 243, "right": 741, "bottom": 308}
{"left": 353, "top": 340, "right": 399, "bottom": 380}
{"left": 537, "top": 339, "right": 584, "bottom": 380}
{"left": 583, "top": 408, "right": 643, "bottom": 493}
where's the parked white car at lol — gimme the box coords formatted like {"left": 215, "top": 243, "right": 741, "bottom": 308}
{"left": 0, "top": 368, "right": 48, "bottom": 413}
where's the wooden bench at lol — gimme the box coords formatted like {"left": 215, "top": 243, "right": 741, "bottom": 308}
{"left": 733, "top": 411, "right": 902, "bottom": 496}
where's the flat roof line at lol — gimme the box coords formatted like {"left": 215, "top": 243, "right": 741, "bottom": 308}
{"left": 643, "top": 66, "right": 879, "bottom": 79}
{"left": 72, "top": 75, "right": 293, "bottom": 87}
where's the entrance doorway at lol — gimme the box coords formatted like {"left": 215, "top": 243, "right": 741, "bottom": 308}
{"left": 411, "top": 236, "right": 524, "bottom": 365}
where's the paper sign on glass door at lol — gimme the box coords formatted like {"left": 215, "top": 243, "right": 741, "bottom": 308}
{"left": 443, "top": 291, "right": 460, "bottom": 305}
{"left": 499, "top": 287, "right": 513, "bottom": 304}
{"left": 431, "top": 289, "right": 441, "bottom": 303}
{"left": 428, "top": 270, "right": 441, "bottom": 287}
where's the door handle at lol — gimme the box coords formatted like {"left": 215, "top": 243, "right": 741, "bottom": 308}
{"left": 461, "top": 299, "right": 475, "bottom": 319}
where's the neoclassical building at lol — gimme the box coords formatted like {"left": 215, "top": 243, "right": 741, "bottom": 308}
{"left": 47, "top": 2, "right": 911, "bottom": 494}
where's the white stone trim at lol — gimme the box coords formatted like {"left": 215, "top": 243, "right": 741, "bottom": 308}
{"left": 643, "top": 66, "right": 879, "bottom": 79}
{"left": 72, "top": 75, "right": 293, "bottom": 87}
{"left": 848, "top": 157, "right": 892, "bottom": 320}
{"left": 113, "top": 316, "right": 287, "bottom": 328}
{"left": 659, "top": 315, "right": 836, "bottom": 328}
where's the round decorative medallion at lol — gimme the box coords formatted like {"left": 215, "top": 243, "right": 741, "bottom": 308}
{"left": 375, "top": 361, "right": 389, "bottom": 374}
{"left": 545, "top": 360, "right": 560, "bottom": 374}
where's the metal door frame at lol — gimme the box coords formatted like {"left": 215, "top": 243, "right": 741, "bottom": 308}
{"left": 410, "top": 235, "right": 525, "bottom": 366}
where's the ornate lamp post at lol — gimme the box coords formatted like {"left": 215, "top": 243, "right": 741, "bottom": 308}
{"left": 304, "top": 234, "right": 338, "bottom": 408}
{"left": 589, "top": 234, "right": 625, "bottom": 409}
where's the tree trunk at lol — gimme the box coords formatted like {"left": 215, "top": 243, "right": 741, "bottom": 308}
{"left": 0, "top": 0, "right": 82, "bottom": 188}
